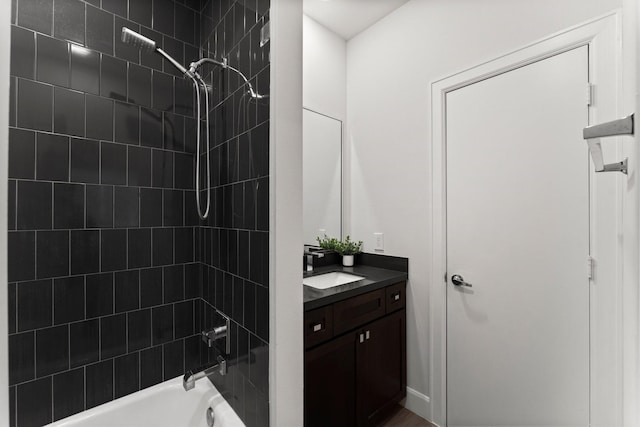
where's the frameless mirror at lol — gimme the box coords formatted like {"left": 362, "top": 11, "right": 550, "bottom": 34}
{"left": 303, "top": 108, "right": 343, "bottom": 245}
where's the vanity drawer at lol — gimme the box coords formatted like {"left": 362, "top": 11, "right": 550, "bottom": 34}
{"left": 305, "top": 305, "right": 334, "bottom": 349}
{"left": 333, "top": 289, "right": 386, "bottom": 335}
{"left": 386, "top": 282, "right": 406, "bottom": 313}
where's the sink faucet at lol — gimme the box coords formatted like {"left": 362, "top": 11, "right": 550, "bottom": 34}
{"left": 183, "top": 356, "right": 227, "bottom": 391}
{"left": 304, "top": 246, "right": 325, "bottom": 272}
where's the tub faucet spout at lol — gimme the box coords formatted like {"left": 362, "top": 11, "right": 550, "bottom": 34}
{"left": 183, "top": 356, "right": 227, "bottom": 391}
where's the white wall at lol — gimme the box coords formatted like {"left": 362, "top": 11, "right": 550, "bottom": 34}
{"left": 303, "top": 15, "right": 347, "bottom": 121}
{"left": 346, "top": 0, "right": 622, "bottom": 421}
{"left": 621, "top": 0, "right": 640, "bottom": 424}
{"left": 270, "top": 1, "right": 303, "bottom": 426}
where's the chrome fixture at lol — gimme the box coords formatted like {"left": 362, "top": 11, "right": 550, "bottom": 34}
{"left": 188, "top": 57, "right": 267, "bottom": 100}
{"left": 206, "top": 407, "right": 215, "bottom": 426}
{"left": 304, "top": 246, "right": 325, "bottom": 272}
{"left": 183, "top": 356, "right": 227, "bottom": 391}
{"left": 583, "top": 113, "right": 634, "bottom": 175}
{"left": 451, "top": 274, "right": 472, "bottom": 288}
{"left": 120, "top": 27, "right": 268, "bottom": 220}
{"left": 121, "top": 28, "right": 191, "bottom": 77}
{"left": 202, "top": 311, "right": 231, "bottom": 354}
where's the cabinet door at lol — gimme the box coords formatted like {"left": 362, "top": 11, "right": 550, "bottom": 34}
{"left": 305, "top": 331, "right": 358, "bottom": 427}
{"left": 357, "top": 310, "right": 406, "bottom": 427}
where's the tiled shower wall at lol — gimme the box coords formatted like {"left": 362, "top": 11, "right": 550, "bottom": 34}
{"left": 7, "top": 0, "right": 205, "bottom": 425}
{"left": 197, "top": 1, "right": 270, "bottom": 426}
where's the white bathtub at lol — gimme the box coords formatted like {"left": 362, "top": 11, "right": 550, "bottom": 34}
{"left": 48, "top": 375, "right": 244, "bottom": 427}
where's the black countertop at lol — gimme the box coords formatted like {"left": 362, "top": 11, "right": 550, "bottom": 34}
{"left": 303, "top": 264, "right": 408, "bottom": 311}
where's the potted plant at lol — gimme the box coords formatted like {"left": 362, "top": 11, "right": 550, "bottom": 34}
{"left": 317, "top": 235, "right": 363, "bottom": 267}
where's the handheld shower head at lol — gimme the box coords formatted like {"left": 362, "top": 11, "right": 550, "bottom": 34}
{"left": 121, "top": 27, "right": 156, "bottom": 52}
{"left": 121, "top": 26, "right": 191, "bottom": 77}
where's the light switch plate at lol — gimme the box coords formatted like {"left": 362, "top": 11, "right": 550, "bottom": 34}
{"left": 374, "top": 233, "right": 384, "bottom": 251}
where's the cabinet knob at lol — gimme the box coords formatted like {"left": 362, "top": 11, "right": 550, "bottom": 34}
{"left": 365, "top": 330, "right": 370, "bottom": 340}
{"left": 359, "top": 333, "right": 365, "bottom": 343}
{"left": 393, "top": 293, "right": 400, "bottom": 301}
{"left": 312, "top": 323, "right": 322, "bottom": 332}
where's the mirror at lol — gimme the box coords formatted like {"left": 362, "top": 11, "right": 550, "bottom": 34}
{"left": 303, "top": 108, "right": 343, "bottom": 245}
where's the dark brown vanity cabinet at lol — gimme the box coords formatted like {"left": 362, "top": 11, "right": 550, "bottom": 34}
{"left": 304, "top": 282, "right": 406, "bottom": 427}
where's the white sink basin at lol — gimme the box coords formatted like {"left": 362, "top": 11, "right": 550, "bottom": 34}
{"left": 303, "top": 272, "right": 365, "bottom": 289}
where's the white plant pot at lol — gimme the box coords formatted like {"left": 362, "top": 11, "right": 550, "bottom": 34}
{"left": 342, "top": 255, "right": 354, "bottom": 267}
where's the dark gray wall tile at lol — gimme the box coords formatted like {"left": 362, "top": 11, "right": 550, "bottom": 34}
{"left": 35, "top": 325, "right": 69, "bottom": 376}
{"left": 8, "top": 231, "right": 35, "bottom": 282}
{"left": 128, "top": 228, "right": 152, "bottom": 268}
{"left": 8, "top": 128, "right": 35, "bottom": 180}
{"left": 128, "top": 308, "right": 151, "bottom": 351}
{"left": 36, "top": 34, "right": 69, "bottom": 87}
{"left": 86, "top": 6, "right": 114, "bottom": 55}
{"left": 86, "top": 273, "right": 114, "bottom": 318}
{"left": 85, "top": 360, "right": 113, "bottom": 409}
{"left": 17, "top": 79, "right": 52, "bottom": 131}
{"left": 54, "top": 0, "right": 85, "bottom": 44}
{"left": 53, "top": 368, "right": 85, "bottom": 421}
{"left": 153, "top": 0, "right": 175, "bottom": 36}
{"left": 101, "top": 142, "right": 127, "bottom": 185}
{"left": 16, "top": 376, "right": 52, "bottom": 427}
{"left": 36, "top": 133, "right": 69, "bottom": 182}
{"left": 86, "top": 185, "right": 114, "bottom": 228}
{"left": 86, "top": 95, "right": 114, "bottom": 141}
{"left": 11, "top": 26, "right": 35, "bottom": 79}
{"left": 9, "top": 332, "right": 34, "bottom": 385}
{"left": 130, "top": 0, "right": 152, "bottom": 27}
{"left": 54, "top": 183, "right": 85, "bottom": 229}
{"left": 55, "top": 87, "right": 85, "bottom": 137}
{"left": 115, "top": 270, "right": 140, "bottom": 312}
{"left": 18, "top": 0, "right": 53, "bottom": 34}
{"left": 128, "top": 64, "right": 151, "bottom": 107}
{"left": 71, "top": 45, "right": 100, "bottom": 95}
{"left": 101, "top": 229, "right": 127, "bottom": 271}
{"left": 152, "top": 304, "right": 174, "bottom": 345}
{"left": 140, "top": 346, "right": 162, "bottom": 388}
{"left": 114, "top": 353, "right": 140, "bottom": 398}
{"left": 17, "top": 181, "right": 52, "bottom": 230}
{"left": 53, "top": 276, "right": 85, "bottom": 324}
{"left": 36, "top": 230, "right": 70, "bottom": 279}
{"left": 70, "top": 319, "right": 99, "bottom": 368}
{"left": 114, "top": 101, "right": 140, "bottom": 144}
{"left": 128, "top": 146, "right": 152, "bottom": 186}
{"left": 71, "top": 230, "right": 100, "bottom": 274}
{"left": 114, "top": 186, "right": 140, "bottom": 228}
{"left": 100, "top": 313, "right": 127, "bottom": 359}
{"left": 71, "top": 138, "right": 100, "bottom": 183}
{"left": 101, "top": 55, "right": 127, "bottom": 100}
{"left": 140, "top": 267, "right": 163, "bottom": 308}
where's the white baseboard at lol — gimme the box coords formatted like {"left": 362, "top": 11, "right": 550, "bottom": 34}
{"left": 402, "top": 386, "right": 432, "bottom": 423}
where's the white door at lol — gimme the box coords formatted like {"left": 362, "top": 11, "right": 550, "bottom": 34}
{"left": 446, "top": 46, "right": 590, "bottom": 426}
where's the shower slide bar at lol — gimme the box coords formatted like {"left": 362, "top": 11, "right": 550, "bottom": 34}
{"left": 583, "top": 113, "right": 634, "bottom": 175}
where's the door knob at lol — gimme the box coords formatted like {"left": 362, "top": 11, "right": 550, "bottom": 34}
{"left": 451, "top": 274, "right": 472, "bottom": 288}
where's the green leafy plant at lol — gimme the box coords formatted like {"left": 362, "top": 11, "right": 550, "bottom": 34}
{"left": 316, "top": 235, "right": 363, "bottom": 256}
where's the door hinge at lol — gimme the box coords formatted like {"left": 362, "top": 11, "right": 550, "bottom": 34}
{"left": 586, "top": 83, "right": 594, "bottom": 106}
{"left": 587, "top": 256, "right": 594, "bottom": 280}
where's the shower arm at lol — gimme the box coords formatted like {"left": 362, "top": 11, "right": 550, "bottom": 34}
{"left": 189, "top": 57, "right": 267, "bottom": 99}
{"left": 156, "top": 48, "right": 191, "bottom": 77}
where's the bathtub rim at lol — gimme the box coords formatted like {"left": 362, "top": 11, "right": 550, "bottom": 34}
{"left": 46, "top": 374, "right": 240, "bottom": 427}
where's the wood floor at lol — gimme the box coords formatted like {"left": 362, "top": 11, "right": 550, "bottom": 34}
{"left": 377, "top": 406, "right": 437, "bottom": 427}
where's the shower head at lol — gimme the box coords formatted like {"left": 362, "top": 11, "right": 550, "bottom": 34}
{"left": 121, "top": 26, "right": 191, "bottom": 77}
{"left": 121, "top": 27, "right": 156, "bottom": 52}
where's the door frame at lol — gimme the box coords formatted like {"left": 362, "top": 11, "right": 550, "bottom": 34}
{"left": 430, "top": 12, "right": 626, "bottom": 426}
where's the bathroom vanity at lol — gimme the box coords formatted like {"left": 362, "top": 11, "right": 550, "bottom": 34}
{"left": 303, "top": 256, "right": 408, "bottom": 427}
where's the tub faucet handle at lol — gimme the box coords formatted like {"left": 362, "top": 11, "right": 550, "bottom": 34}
{"left": 202, "top": 311, "right": 231, "bottom": 354}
